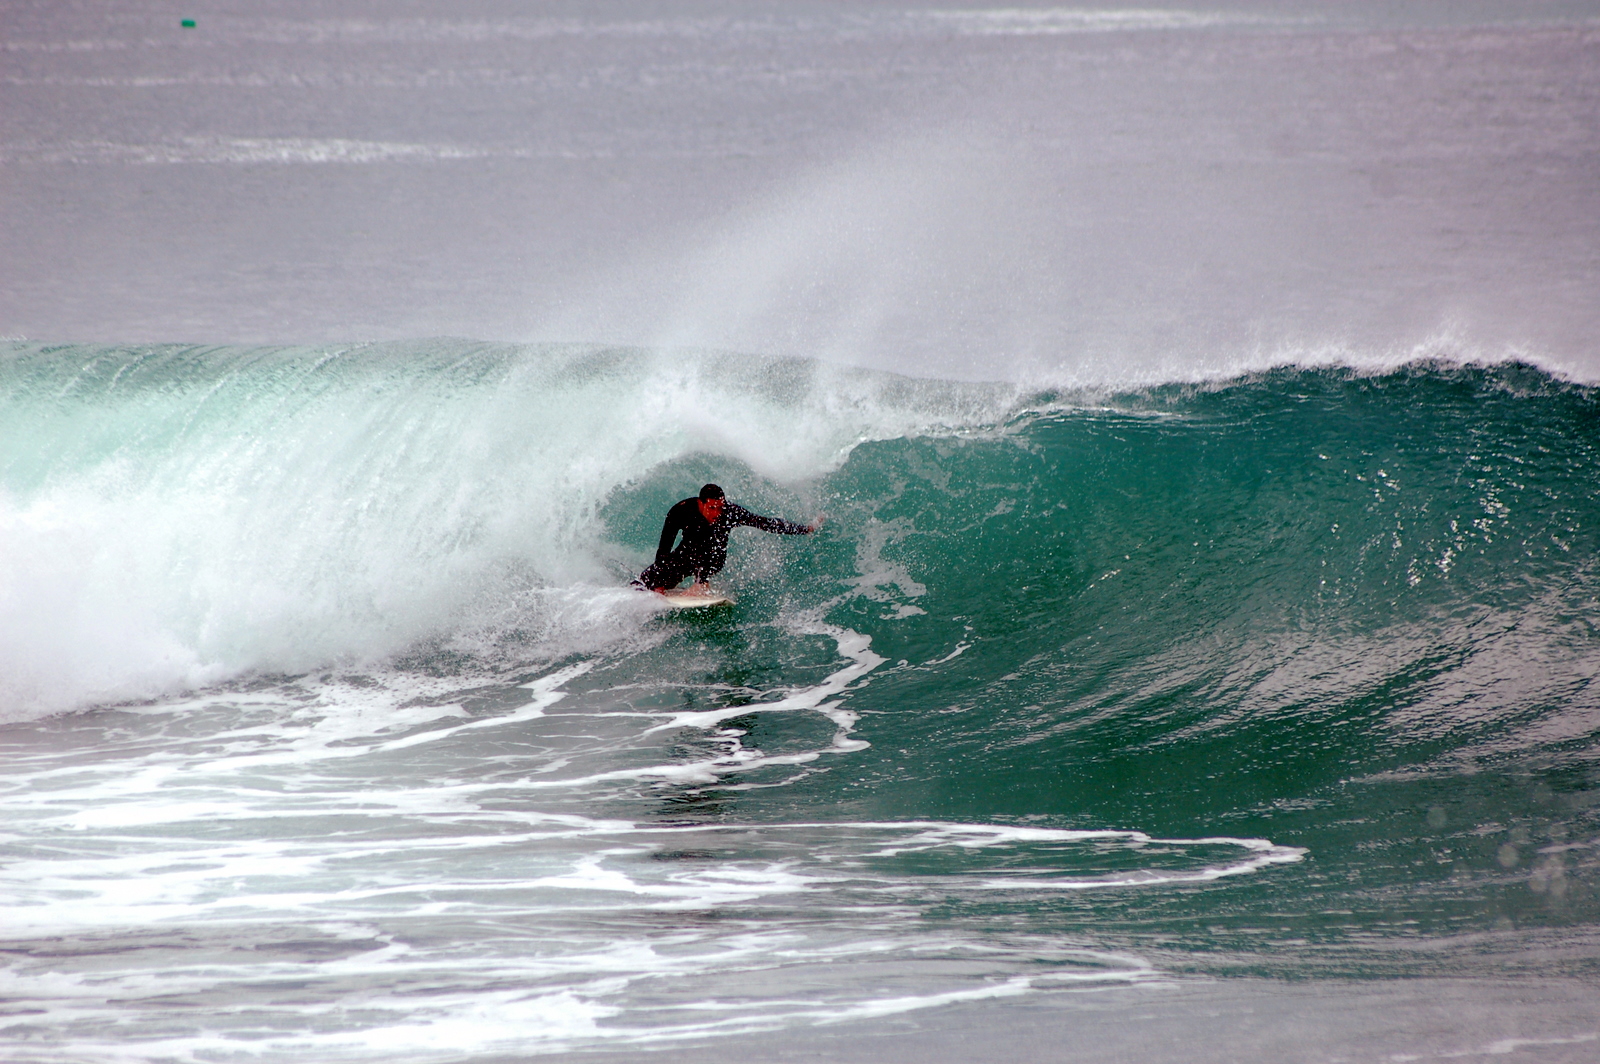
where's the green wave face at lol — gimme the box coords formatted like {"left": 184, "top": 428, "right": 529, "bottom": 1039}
{"left": 801, "top": 365, "right": 1599, "bottom": 810}
{"left": 720, "top": 363, "right": 1596, "bottom": 959}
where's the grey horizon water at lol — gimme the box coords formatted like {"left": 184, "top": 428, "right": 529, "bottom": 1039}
{"left": 2, "top": 0, "right": 1599, "bottom": 382}
{"left": 5, "top": 3, "right": 1600, "bottom": 1064}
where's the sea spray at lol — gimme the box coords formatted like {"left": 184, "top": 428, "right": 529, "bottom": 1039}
{"left": 0, "top": 340, "right": 1016, "bottom": 719}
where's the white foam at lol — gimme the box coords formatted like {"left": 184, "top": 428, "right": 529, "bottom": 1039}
{"left": 644, "top": 623, "right": 882, "bottom": 740}
{"left": 0, "top": 576, "right": 1309, "bottom": 1061}
{"left": 0, "top": 343, "right": 1013, "bottom": 721}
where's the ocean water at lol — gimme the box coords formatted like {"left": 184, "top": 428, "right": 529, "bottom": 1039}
{"left": 2, "top": 343, "right": 1597, "bottom": 1061}
{"left": 4, "top": 2, "right": 1600, "bottom": 1062}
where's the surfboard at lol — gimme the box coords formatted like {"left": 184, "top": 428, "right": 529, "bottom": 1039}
{"left": 658, "top": 589, "right": 734, "bottom": 609}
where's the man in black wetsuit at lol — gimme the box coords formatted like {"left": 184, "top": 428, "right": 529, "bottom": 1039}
{"left": 632, "top": 483, "right": 822, "bottom": 593}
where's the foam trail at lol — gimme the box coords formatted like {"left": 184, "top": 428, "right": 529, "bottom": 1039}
{"left": 644, "top": 622, "right": 883, "bottom": 741}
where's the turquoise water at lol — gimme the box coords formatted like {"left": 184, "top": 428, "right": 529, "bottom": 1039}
{"left": 1, "top": 342, "right": 1597, "bottom": 1060}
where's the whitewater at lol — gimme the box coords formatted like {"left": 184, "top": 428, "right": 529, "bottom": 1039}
{"left": 4, "top": 3, "right": 1600, "bottom": 1063}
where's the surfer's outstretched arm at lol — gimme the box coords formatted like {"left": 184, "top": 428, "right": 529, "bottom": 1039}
{"left": 726, "top": 503, "right": 816, "bottom": 536}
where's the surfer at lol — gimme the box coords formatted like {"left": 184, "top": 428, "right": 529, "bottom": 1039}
{"left": 632, "top": 483, "right": 822, "bottom": 594}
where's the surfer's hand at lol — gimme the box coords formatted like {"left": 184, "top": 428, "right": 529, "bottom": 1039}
{"left": 807, "top": 515, "right": 827, "bottom": 533}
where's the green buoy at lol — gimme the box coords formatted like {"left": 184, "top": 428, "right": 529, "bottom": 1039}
{"left": 181, "top": 18, "right": 196, "bottom": 28}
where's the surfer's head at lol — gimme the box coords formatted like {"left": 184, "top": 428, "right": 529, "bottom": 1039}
{"left": 697, "top": 483, "right": 725, "bottom": 522}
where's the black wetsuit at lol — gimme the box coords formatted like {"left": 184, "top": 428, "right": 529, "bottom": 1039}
{"left": 634, "top": 498, "right": 811, "bottom": 591}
